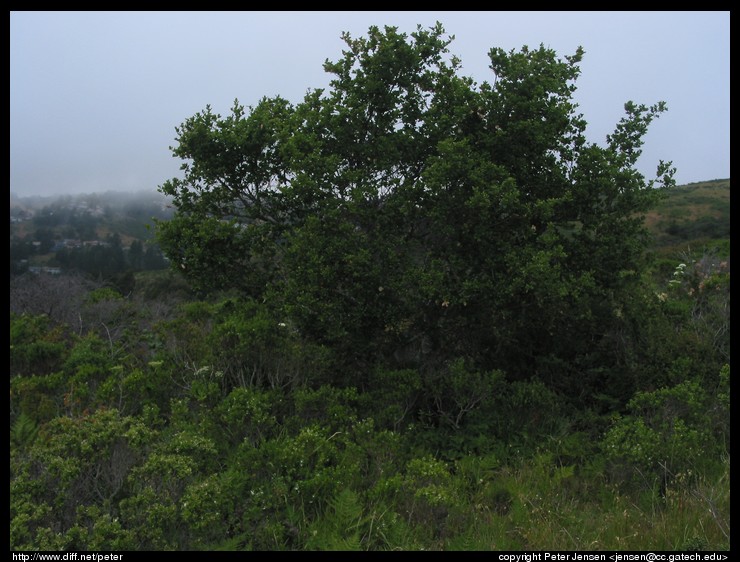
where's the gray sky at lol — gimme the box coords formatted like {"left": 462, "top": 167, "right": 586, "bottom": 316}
{"left": 10, "top": 11, "right": 730, "bottom": 197}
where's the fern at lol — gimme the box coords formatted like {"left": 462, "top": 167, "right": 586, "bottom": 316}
{"left": 211, "top": 535, "right": 247, "bottom": 551}
{"left": 11, "top": 412, "right": 39, "bottom": 449}
{"left": 306, "top": 488, "right": 363, "bottom": 551}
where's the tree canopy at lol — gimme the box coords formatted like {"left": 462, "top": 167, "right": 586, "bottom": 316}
{"left": 157, "top": 22, "right": 675, "bottom": 402}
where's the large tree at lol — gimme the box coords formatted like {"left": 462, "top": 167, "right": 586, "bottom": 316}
{"left": 157, "top": 23, "right": 674, "bottom": 398}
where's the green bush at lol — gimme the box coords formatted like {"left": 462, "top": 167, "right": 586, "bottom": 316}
{"left": 602, "top": 377, "right": 718, "bottom": 489}
{"left": 10, "top": 313, "right": 69, "bottom": 378}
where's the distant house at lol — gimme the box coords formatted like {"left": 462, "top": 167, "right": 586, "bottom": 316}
{"left": 28, "top": 266, "right": 62, "bottom": 275}
{"left": 52, "top": 239, "right": 82, "bottom": 250}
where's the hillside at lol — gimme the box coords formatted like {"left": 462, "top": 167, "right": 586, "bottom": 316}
{"left": 9, "top": 190, "right": 173, "bottom": 278}
{"left": 9, "top": 189, "right": 174, "bottom": 243}
{"left": 10, "top": 180, "right": 730, "bottom": 280}
{"left": 646, "top": 178, "right": 730, "bottom": 248}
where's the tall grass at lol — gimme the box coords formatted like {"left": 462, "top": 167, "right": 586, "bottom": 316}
{"left": 437, "top": 453, "right": 730, "bottom": 551}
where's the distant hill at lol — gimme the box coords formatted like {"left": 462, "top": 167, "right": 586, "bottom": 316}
{"left": 9, "top": 190, "right": 174, "bottom": 246}
{"left": 644, "top": 178, "right": 730, "bottom": 249}
{"left": 10, "top": 179, "right": 730, "bottom": 268}
{"left": 9, "top": 190, "right": 174, "bottom": 278}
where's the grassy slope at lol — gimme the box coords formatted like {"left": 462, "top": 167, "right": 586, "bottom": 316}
{"left": 645, "top": 178, "right": 730, "bottom": 251}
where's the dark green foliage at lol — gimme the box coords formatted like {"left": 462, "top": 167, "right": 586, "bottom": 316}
{"left": 152, "top": 297, "right": 330, "bottom": 394}
{"left": 134, "top": 269, "right": 194, "bottom": 302}
{"left": 157, "top": 23, "right": 676, "bottom": 401}
{"left": 360, "top": 368, "right": 422, "bottom": 430}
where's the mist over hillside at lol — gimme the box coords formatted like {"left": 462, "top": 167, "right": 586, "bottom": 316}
{"left": 10, "top": 178, "right": 729, "bottom": 242}
{"left": 10, "top": 177, "right": 728, "bottom": 288}
{"left": 10, "top": 188, "right": 173, "bottom": 214}
{"left": 9, "top": 188, "right": 175, "bottom": 280}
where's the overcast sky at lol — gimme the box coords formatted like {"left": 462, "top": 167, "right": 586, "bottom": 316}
{"left": 10, "top": 11, "right": 730, "bottom": 197}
